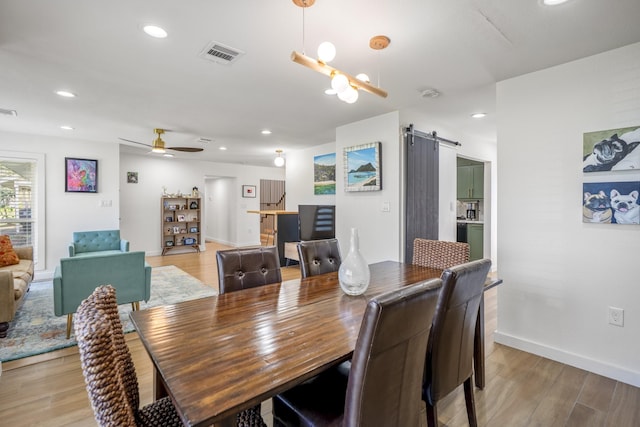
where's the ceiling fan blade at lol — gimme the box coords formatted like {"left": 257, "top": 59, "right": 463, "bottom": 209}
{"left": 168, "top": 147, "right": 204, "bottom": 152}
{"left": 118, "top": 137, "right": 151, "bottom": 148}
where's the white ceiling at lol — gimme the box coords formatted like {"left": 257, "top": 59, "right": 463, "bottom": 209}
{"left": 1, "top": 0, "right": 640, "bottom": 167}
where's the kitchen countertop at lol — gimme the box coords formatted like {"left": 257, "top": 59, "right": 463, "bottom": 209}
{"left": 457, "top": 219, "right": 484, "bottom": 224}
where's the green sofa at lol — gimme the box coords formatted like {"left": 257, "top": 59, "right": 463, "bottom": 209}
{"left": 68, "top": 229, "right": 129, "bottom": 257}
{"left": 53, "top": 251, "right": 151, "bottom": 338}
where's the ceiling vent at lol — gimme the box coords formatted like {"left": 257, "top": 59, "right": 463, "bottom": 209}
{"left": 196, "top": 137, "right": 213, "bottom": 144}
{"left": 0, "top": 108, "right": 18, "bottom": 117}
{"left": 199, "top": 41, "right": 245, "bottom": 65}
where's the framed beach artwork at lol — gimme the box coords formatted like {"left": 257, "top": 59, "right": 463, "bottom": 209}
{"left": 582, "top": 181, "right": 640, "bottom": 224}
{"left": 343, "top": 142, "right": 381, "bottom": 192}
{"left": 65, "top": 157, "right": 98, "bottom": 193}
{"left": 583, "top": 125, "right": 640, "bottom": 172}
{"left": 313, "top": 153, "right": 336, "bottom": 195}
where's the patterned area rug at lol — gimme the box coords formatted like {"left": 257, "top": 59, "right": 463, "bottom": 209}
{"left": 0, "top": 265, "right": 217, "bottom": 362}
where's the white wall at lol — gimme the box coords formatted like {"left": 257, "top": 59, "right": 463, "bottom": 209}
{"left": 335, "top": 111, "right": 402, "bottom": 263}
{"left": 495, "top": 41, "right": 640, "bottom": 386}
{"left": 204, "top": 177, "right": 236, "bottom": 246}
{"left": 285, "top": 142, "right": 336, "bottom": 210}
{"left": 0, "top": 131, "right": 120, "bottom": 277}
{"left": 119, "top": 152, "right": 285, "bottom": 254}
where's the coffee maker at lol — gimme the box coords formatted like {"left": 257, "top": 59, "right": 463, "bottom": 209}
{"left": 466, "top": 202, "right": 478, "bottom": 220}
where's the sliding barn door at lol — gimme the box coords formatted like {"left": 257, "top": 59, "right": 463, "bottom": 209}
{"left": 405, "top": 130, "right": 439, "bottom": 263}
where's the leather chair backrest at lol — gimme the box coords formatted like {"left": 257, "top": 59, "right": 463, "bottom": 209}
{"left": 216, "top": 246, "right": 282, "bottom": 294}
{"left": 297, "top": 238, "right": 342, "bottom": 278}
{"left": 423, "top": 259, "right": 492, "bottom": 404}
{"left": 412, "top": 238, "right": 469, "bottom": 270}
{"left": 343, "top": 278, "right": 442, "bottom": 426}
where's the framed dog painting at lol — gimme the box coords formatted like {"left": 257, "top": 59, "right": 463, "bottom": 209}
{"left": 583, "top": 181, "right": 640, "bottom": 224}
{"left": 583, "top": 125, "right": 640, "bottom": 172}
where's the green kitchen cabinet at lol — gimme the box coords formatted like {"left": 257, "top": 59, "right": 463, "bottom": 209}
{"left": 467, "top": 223, "right": 484, "bottom": 261}
{"left": 457, "top": 165, "right": 484, "bottom": 199}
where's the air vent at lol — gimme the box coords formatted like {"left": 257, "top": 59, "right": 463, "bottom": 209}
{"left": 199, "top": 41, "right": 245, "bottom": 65}
{"left": 0, "top": 108, "right": 17, "bottom": 117}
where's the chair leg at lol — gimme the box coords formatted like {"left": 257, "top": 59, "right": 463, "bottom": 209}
{"left": 463, "top": 377, "right": 478, "bottom": 427}
{"left": 425, "top": 400, "right": 438, "bottom": 427}
{"left": 66, "top": 313, "right": 73, "bottom": 339}
{"left": 131, "top": 301, "right": 140, "bottom": 311}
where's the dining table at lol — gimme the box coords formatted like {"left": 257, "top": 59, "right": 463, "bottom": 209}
{"left": 130, "top": 261, "right": 502, "bottom": 427}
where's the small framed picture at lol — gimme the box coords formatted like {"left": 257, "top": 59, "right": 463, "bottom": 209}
{"left": 169, "top": 205, "right": 177, "bottom": 210}
{"left": 173, "top": 226, "right": 180, "bottom": 234}
{"left": 189, "top": 226, "right": 198, "bottom": 233}
{"left": 165, "top": 241, "right": 174, "bottom": 247}
{"left": 184, "top": 237, "right": 196, "bottom": 245}
{"left": 127, "top": 172, "right": 138, "bottom": 184}
{"left": 189, "top": 201, "right": 199, "bottom": 209}
{"left": 177, "top": 214, "right": 186, "bottom": 222}
{"left": 242, "top": 185, "right": 256, "bottom": 198}
{"left": 165, "top": 216, "right": 173, "bottom": 222}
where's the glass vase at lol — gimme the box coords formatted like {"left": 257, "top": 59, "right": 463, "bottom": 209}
{"left": 338, "top": 228, "right": 370, "bottom": 296}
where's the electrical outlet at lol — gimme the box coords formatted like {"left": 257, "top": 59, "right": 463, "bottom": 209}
{"left": 608, "top": 306, "right": 624, "bottom": 327}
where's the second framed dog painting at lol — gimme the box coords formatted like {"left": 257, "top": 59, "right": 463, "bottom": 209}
{"left": 583, "top": 181, "right": 640, "bottom": 224}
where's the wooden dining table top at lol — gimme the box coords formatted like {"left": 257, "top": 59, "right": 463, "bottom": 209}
{"left": 130, "top": 260, "right": 499, "bottom": 427}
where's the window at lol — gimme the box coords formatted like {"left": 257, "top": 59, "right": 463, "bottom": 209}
{"left": 0, "top": 152, "right": 45, "bottom": 267}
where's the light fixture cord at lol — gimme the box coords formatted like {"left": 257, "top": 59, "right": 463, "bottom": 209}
{"left": 301, "top": 5, "right": 306, "bottom": 55}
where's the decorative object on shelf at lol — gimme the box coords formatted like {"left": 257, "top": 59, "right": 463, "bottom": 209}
{"left": 243, "top": 185, "right": 256, "bottom": 198}
{"left": 192, "top": 186, "right": 199, "bottom": 197}
{"left": 313, "top": 153, "right": 336, "bottom": 195}
{"left": 162, "top": 186, "right": 167, "bottom": 196}
{"left": 165, "top": 216, "right": 173, "bottom": 222}
{"left": 190, "top": 200, "right": 199, "bottom": 209}
{"left": 177, "top": 214, "right": 186, "bottom": 222}
{"left": 274, "top": 149, "right": 285, "bottom": 167}
{"left": 189, "top": 227, "right": 198, "bottom": 233}
{"left": 127, "top": 172, "right": 138, "bottom": 184}
{"left": 65, "top": 157, "right": 98, "bottom": 193}
{"left": 165, "top": 241, "right": 173, "bottom": 247}
{"left": 290, "top": 0, "right": 389, "bottom": 103}
{"left": 184, "top": 237, "right": 196, "bottom": 245}
{"left": 338, "top": 228, "right": 370, "bottom": 296}
{"left": 344, "top": 142, "right": 381, "bottom": 192}
{"left": 168, "top": 204, "right": 176, "bottom": 210}
{"left": 173, "top": 226, "right": 180, "bottom": 234}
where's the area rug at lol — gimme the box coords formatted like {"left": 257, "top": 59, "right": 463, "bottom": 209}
{"left": 0, "top": 265, "right": 217, "bottom": 362}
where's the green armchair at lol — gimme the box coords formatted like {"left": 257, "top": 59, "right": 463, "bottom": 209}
{"left": 68, "top": 229, "right": 129, "bottom": 257}
{"left": 53, "top": 251, "right": 151, "bottom": 338}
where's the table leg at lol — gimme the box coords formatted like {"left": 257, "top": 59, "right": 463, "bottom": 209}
{"left": 153, "top": 367, "right": 168, "bottom": 401}
{"left": 474, "top": 293, "right": 485, "bottom": 389}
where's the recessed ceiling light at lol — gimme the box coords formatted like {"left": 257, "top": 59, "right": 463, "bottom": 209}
{"left": 143, "top": 25, "right": 168, "bottom": 38}
{"left": 261, "top": 130, "right": 272, "bottom": 135}
{"left": 219, "top": 146, "right": 227, "bottom": 151}
{"left": 60, "top": 125, "right": 74, "bottom": 130}
{"left": 471, "top": 112, "right": 487, "bottom": 119}
{"left": 163, "top": 153, "right": 174, "bottom": 158}
{"left": 56, "top": 90, "right": 76, "bottom": 98}
{"left": 420, "top": 88, "right": 440, "bottom": 98}
{"left": 542, "top": 0, "right": 570, "bottom": 5}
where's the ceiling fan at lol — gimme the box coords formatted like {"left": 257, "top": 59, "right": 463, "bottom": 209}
{"left": 119, "top": 128, "right": 204, "bottom": 153}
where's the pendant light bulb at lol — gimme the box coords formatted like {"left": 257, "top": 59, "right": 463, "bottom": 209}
{"left": 317, "top": 42, "right": 336, "bottom": 63}
{"left": 338, "top": 86, "right": 359, "bottom": 103}
{"left": 331, "top": 73, "right": 350, "bottom": 94}
{"left": 274, "top": 149, "right": 285, "bottom": 167}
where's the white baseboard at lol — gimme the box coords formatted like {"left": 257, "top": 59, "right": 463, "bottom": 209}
{"left": 494, "top": 331, "right": 640, "bottom": 387}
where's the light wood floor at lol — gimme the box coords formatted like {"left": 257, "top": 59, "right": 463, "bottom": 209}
{"left": 1, "top": 243, "right": 638, "bottom": 426}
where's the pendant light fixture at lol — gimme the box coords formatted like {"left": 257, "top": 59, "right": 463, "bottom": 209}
{"left": 291, "top": 0, "right": 389, "bottom": 103}
{"left": 274, "top": 149, "right": 285, "bottom": 167}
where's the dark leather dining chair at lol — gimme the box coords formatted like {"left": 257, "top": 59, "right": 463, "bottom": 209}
{"left": 216, "top": 246, "right": 282, "bottom": 294}
{"left": 297, "top": 238, "right": 342, "bottom": 278}
{"left": 423, "top": 258, "right": 492, "bottom": 427}
{"left": 272, "top": 278, "right": 443, "bottom": 427}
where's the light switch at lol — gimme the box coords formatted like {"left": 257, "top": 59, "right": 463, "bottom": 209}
{"left": 382, "top": 202, "right": 390, "bottom": 212}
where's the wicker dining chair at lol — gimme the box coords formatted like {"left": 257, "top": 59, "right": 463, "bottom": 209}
{"left": 74, "top": 285, "right": 183, "bottom": 427}
{"left": 412, "top": 238, "right": 470, "bottom": 270}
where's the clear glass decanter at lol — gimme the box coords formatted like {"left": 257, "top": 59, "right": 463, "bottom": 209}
{"left": 338, "top": 228, "right": 371, "bottom": 296}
